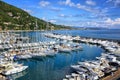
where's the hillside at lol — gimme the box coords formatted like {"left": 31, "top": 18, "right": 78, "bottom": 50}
{"left": 0, "top": 1, "right": 70, "bottom": 30}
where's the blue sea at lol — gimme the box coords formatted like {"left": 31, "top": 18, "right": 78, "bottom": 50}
{"left": 10, "top": 29, "right": 120, "bottom": 80}
{"left": 53, "top": 29, "right": 120, "bottom": 41}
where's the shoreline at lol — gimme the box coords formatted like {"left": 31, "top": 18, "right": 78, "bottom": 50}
{"left": 79, "top": 36, "right": 120, "bottom": 43}
{"left": 0, "top": 30, "right": 120, "bottom": 43}
{"left": 44, "top": 33, "right": 120, "bottom": 80}
{"left": 0, "top": 30, "right": 44, "bottom": 32}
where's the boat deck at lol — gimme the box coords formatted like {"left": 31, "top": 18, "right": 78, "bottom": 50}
{"left": 102, "top": 68, "right": 120, "bottom": 80}
{"left": 0, "top": 74, "right": 6, "bottom": 80}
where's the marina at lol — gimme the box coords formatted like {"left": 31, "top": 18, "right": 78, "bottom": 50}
{"left": 1, "top": 0, "right": 120, "bottom": 80}
{"left": 43, "top": 32, "right": 120, "bottom": 80}
{"left": 0, "top": 30, "right": 119, "bottom": 80}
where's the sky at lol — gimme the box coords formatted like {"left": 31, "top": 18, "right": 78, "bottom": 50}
{"left": 3, "top": 0, "right": 120, "bottom": 28}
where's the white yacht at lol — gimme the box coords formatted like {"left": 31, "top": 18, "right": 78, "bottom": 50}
{"left": 2, "top": 63, "right": 28, "bottom": 76}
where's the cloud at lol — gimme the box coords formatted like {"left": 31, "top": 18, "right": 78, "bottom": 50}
{"left": 39, "top": 1, "right": 50, "bottom": 7}
{"left": 41, "top": 17, "right": 56, "bottom": 23}
{"left": 39, "top": 1, "right": 63, "bottom": 12}
{"left": 59, "top": 0, "right": 110, "bottom": 20}
{"left": 80, "top": 18, "right": 120, "bottom": 28}
{"left": 76, "top": 3, "right": 100, "bottom": 13}
{"left": 49, "top": 7, "right": 63, "bottom": 12}
{"left": 81, "top": 18, "right": 120, "bottom": 28}
{"left": 73, "top": 14, "right": 86, "bottom": 17}
{"left": 23, "top": 9, "right": 33, "bottom": 14}
{"left": 59, "top": 0, "right": 101, "bottom": 14}
{"left": 55, "top": 17, "right": 120, "bottom": 28}
{"left": 58, "top": 14, "right": 86, "bottom": 18}
{"left": 42, "top": 17, "right": 46, "bottom": 21}
{"left": 105, "top": 18, "right": 120, "bottom": 25}
{"left": 49, "top": 19, "right": 57, "bottom": 23}
{"left": 106, "top": 0, "right": 120, "bottom": 7}
{"left": 86, "top": 0, "right": 96, "bottom": 6}
{"left": 59, "top": 14, "right": 65, "bottom": 17}
{"left": 63, "top": 0, "right": 71, "bottom": 5}
{"left": 58, "top": 14, "right": 72, "bottom": 18}
{"left": 74, "top": 21, "right": 101, "bottom": 27}
{"left": 59, "top": 0, "right": 75, "bottom": 7}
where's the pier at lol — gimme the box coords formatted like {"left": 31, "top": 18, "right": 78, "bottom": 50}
{"left": 44, "top": 33, "right": 120, "bottom": 53}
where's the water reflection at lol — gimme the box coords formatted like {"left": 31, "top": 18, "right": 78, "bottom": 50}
{"left": 8, "top": 70, "right": 28, "bottom": 80}
{"left": 15, "top": 43, "right": 104, "bottom": 80}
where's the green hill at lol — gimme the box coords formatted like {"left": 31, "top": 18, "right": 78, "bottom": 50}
{"left": 0, "top": 1, "right": 70, "bottom": 30}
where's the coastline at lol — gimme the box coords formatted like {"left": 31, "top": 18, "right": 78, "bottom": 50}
{"left": 44, "top": 33, "right": 120, "bottom": 80}
{"left": 0, "top": 30, "right": 120, "bottom": 43}
{"left": 79, "top": 36, "right": 120, "bottom": 43}
{"left": 0, "top": 30, "right": 44, "bottom": 32}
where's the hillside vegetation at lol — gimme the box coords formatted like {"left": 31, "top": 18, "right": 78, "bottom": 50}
{"left": 0, "top": 1, "right": 70, "bottom": 30}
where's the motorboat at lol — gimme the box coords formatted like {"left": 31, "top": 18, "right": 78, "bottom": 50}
{"left": 71, "top": 65, "right": 89, "bottom": 73}
{"left": 1, "top": 63, "right": 28, "bottom": 76}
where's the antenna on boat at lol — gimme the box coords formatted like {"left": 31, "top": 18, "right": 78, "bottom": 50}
{"left": 35, "top": 19, "right": 38, "bottom": 42}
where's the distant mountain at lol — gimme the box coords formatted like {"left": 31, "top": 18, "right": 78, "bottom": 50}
{"left": 0, "top": 1, "right": 70, "bottom": 30}
{"left": 72, "top": 26, "right": 109, "bottom": 30}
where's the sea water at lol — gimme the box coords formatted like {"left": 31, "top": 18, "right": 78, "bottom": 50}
{"left": 13, "top": 29, "right": 119, "bottom": 80}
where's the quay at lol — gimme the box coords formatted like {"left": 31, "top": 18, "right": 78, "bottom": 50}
{"left": 44, "top": 33, "right": 120, "bottom": 53}
{"left": 44, "top": 33, "right": 120, "bottom": 80}
{"left": 102, "top": 67, "right": 120, "bottom": 80}
{"left": 63, "top": 69, "right": 120, "bottom": 80}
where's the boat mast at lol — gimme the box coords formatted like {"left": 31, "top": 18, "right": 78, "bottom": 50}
{"left": 46, "top": 21, "right": 49, "bottom": 32}
{"left": 35, "top": 19, "right": 38, "bottom": 30}
{"left": 35, "top": 19, "right": 38, "bottom": 42}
